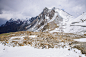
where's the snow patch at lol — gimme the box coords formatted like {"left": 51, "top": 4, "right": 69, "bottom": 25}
{"left": 74, "top": 38, "right": 86, "bottom": 42}
{"left": 29, "top": 35, "right": 37, "bottom": 38}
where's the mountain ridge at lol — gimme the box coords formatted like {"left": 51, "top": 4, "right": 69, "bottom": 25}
{"left": 0, "top": 7, "right": 86, "bottom": 34}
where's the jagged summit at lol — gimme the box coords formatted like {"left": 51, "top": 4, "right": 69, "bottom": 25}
{"left": 25, "top": 7, "right": 74, "bottom": 32}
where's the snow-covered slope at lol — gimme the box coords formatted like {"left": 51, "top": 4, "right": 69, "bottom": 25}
{"left": 64, "top": 12, "right": 86, "bottom": 34}
{"left": 0, "top": 44, "right": 85, "bottom": 57}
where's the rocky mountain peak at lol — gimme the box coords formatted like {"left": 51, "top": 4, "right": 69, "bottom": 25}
{"left": 25, "top": 7, "right": 66, "bottom": 32}
{"left": 43, "top": 7, "right": 49, "bottom": 11}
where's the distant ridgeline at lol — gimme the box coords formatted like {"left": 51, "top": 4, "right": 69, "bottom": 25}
{"left": 0, "top": 17, "right": 37, "bottom": 34}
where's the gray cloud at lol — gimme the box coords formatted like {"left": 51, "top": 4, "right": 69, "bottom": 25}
{"left": 0, "top": 0, "right": 86, "bottom": 22}
{"left": 0, "top": 18, "right": 7, "bottom": 26}
{"left": 0, "top": 8, "right": 3, "bottom": 14}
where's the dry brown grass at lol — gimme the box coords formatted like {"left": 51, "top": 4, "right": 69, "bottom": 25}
{"left": 0, "top": 31, "right": 85, "bottom": 49}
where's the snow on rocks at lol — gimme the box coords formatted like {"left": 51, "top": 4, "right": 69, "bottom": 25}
{"left": 29, "top": 35, "right": 37, "bottom": 38}
{"left": 8, "top": 36, "right": 25, "bottom": 43}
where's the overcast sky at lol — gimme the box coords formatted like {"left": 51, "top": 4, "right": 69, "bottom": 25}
{"left": 0, "top": 0, "right": 86, "bottom": 25}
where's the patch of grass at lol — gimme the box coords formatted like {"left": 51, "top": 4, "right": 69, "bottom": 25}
{"left": 0, "top": 32, "right": 14, "bottom": 36}
{"left": 0, "top": 33, "right": 10, "bottom": 36}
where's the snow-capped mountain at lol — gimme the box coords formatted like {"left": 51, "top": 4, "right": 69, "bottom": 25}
{"left": 0, "top": 19, "right": 23, "bottom": 34}
{"left": 25, "top": 7, "right": 74, "bottom": 32}
{"left": 0, "top": 7, "right": 86, "bottom": 34}
{"left": 0, "top": 16, "right": 38, "bottom": 34}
